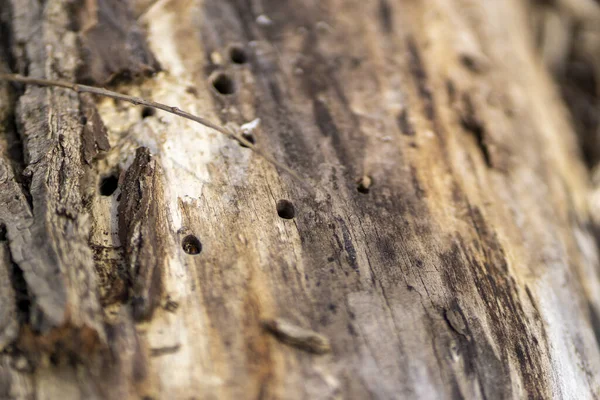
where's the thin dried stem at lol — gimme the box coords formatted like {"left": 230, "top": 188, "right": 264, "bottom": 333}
{"left": 0, "top": 73, "right": 310, "bottom": 189}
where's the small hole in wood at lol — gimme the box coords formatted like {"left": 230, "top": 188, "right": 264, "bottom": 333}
{"left": 49, "top": 353, "right": 60, "bottom": 366}
{"left": 80, "top": 115, "right": 87, "bottom": 125}
{"left": 239, "top": 132, "right": 256, "bottom": 148}
{"left": 99, "top": 175, "right": 118, "bottom": 196}
{"left": 182, "top": 235, "right": 202, "bottom": 255}
{"left": 357, "top": 176, "right": 373, "bottom": 194}
{"left": 229, "top": 46, "right": 248, "bottom": 64}
{"left": 141, "top": 107, "right": 155, "bottom": 118}
{"left": 211, "top": 72, "right": 235, "bottom": 95}
{"left": 276, "top": 200, "right": 295, "bottom": 219}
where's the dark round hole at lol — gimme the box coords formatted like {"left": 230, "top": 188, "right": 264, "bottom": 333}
{"left": 80, "top": 115, "right": 88, "bottom": 125}
{"left": 357, "top": 185, "right": 369, "bottom": 194}
{"left": 141, "top": 107, "right": 155, "bottom": 118}
{"left": 356, "top": 176, "right": 372, "bottom": 194}
{"left": 99, "top": 175, "right": 119, "bottom": 196}
{"left": 276, "top": 200, "right": 295, "bottom": 219}
{"left": 239, "top": 132, "right": 256, "bottom": 148}
{"left": 182, "top": 235, "right": 202, "bottom": 255}
{"left": 229, "top": 46, "right": 247, "bottom": 64}
{"left": 211, "top": 73, "right": 235, "bottom": 95}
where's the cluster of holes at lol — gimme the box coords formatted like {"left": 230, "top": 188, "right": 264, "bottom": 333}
{"left": 182, "top": 235, "right": 202, "bottom": 255}
{"left": 210, "top": 45, "right": 248, "bottom": 95}
{"left": 177, "top": 46, "right": 299, "bottom": 255}
{"left": 179, "top": 199, "right": 295, "bottom": 258}
{"left": 99, "top": 175, "right": 119, "bottom": 196}
{"left": 276, "top": 200, "right": 295, "bottom": 219}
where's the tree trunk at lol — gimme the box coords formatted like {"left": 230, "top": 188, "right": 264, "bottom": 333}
{"left": 1, "top": 0, "right": 600, "bottom": 398}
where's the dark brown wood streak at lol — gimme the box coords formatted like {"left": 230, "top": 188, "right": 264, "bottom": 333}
{"left": 118, "top": 147, "right": 170, "bottom": 321}
{"left": 80, "top": 93, "right": 110, "bottom": 164}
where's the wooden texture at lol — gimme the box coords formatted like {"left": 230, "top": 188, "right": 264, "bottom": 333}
{"left": 0, "top": 0, "right": 600, "bottom": 399}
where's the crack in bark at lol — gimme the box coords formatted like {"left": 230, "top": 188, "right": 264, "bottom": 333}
{"left": 460, "top": 93, "right": 492, "bottom": 168}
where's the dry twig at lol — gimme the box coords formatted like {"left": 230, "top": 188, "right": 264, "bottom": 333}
{"left": 0, "top": 73, "right": 309, "bottom": 188}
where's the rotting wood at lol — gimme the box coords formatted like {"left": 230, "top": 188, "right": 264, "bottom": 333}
{"left": 118, "top": 147, "right": 171, "bottom": 321}
{"left": 0, "top": 0, "right": 600, "bottom": 399}
{"left": 1, "top": 0, "right": 109, "bottom": 358}
{"left": 0, "top": 72, "right": 311, "bottom": 186}
{"left": 80, "top": 92, "right": 110, "bottom": 165}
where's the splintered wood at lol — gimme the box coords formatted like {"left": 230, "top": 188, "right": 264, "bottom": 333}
{"left": 262, "top": 318, "right": 331, "bottom": 355}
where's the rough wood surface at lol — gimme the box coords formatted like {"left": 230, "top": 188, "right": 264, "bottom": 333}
{"left": 1, "top": 0, "right": 600, "bottom": 399}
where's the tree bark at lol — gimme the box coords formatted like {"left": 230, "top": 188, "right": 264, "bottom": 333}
{"left": 1, "top": 0, "right": 600, "bottom": 399}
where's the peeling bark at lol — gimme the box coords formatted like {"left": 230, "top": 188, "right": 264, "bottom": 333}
{"left": 118, "top": 147, "right": 170, "bottom": 321}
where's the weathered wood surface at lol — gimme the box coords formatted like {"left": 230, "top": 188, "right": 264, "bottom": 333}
{"left": 0, "top": 0, "right": 600, "bottom": 399}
